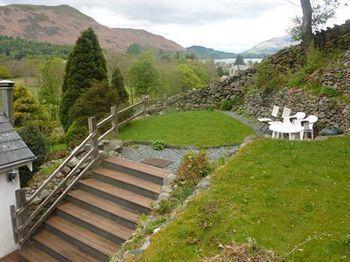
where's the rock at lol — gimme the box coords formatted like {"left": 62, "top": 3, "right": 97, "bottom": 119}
{"left": 160, "top": 185, "right": 172, "bottom": 194}
{"left": 141, "top": 236, "right": 151, "bottom": 250}
{"left": 39, "top": 189, "right": 51, "bottom": 199}
{"left": 195, "top": 176, "right": 211, "bottom": 190}
{"left": 158, "top": 192, "right": 170, "bottom": 201}
{"left": 56, "top": 172, "right": 64, "bottom": 179}
{"left": 101, "top": 139, "right": 111, "bottom": 145}
{"left": 68, "top": 157, "right": 79, "bottom": 168}
{"left": 31, "top": 196, "right": 42, "bottom": 205}
{"left": 105, "top": 140, "right": 123, "bottom": 152}
{"left": 61, "top": 166, "right": 71, "bottom": 176}
{"left": 163, "top": 173, "right": 176, "bottom": 186}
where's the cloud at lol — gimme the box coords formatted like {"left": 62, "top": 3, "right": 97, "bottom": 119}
{"left": 1, "top": 0, "right": 349, "bottom": 52}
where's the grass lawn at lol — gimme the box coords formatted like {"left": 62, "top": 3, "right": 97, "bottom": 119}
{"left": 117, "top": 111, "right": 254, "bottom": 147}
{"left": 139, "top": 136, "right": 350, "bottom": 261}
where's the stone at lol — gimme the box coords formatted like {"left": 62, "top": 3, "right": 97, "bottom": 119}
{"left": 195, "top": 176, "right": 211, "bottom": 190}
{"left": 61, "top": 166, "right": 71, "bottom": 176}
{"left": 68, "top": 157, "right": 79, "bottom": 168}
{"left": 160, "top": 185, "right": 172, "bottom": 194}
{"left": 105, "top": 140, "right": 123, "bottom": 152}
{"left": 39, "top": 189, "right": 51, "bottom": 199}
{"left": 31, "top": 196, "right": 42, "bottom": 205}
{"left": 163, "top": 173, "right": 176, "bottom": 186}
{"left": 158, "top": 192, "right": 170, "bottom": 201}
{"left": 141, "top": 236, "right": 151, "bottom": 250}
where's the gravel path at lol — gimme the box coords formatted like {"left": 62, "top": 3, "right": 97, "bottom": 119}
{"left": 118, "top": 144, "right": 239, "bottom": 173}
{"left": 222, "top": 111, "right": 265, "bottom": 136}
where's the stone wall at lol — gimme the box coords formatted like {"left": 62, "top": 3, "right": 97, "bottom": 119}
{"left": 149, "top": 69, "right": 256, "bottom": 113}
{"left": 245, "top": 88, "right": 350, "bottom": 132}
{"left": 314, "top": 20, "right": 350, "bottom": 52}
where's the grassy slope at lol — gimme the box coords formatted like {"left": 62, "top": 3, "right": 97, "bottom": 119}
{"left": 117, "top": 111, "right": 253, "bottom": 147}
{"left": 139, "top": 136, "right": 350, "bottom": 261}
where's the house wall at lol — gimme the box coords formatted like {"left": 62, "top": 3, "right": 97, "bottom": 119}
{"left": 0, "top": 170, "right": 20, "bottom": 258}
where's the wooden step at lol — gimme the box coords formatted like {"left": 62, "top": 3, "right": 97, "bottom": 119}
{"left": 57, "top": 202, "right": 133, "bottom": 243}
{"left": 78, "top": 178, "right": 153, "bottom": 213}
{"left": 102, "top": 156, "right": 169, "bottom": 184}
{"left": 93, "top": 167, "right": 161, "bottom": 199}
{"left": 45, "top": 216, "right": 119, "bottom": 260}
{"left": 19, "top": 246, "right": 57, "bottom": 262}
{"left": 33, "top": 230, "right": 98, "bottom": 262}
{"left": 0, "top": 251, "right": 22, "bottom": 262}
{"left": 67, "top": 189, "right": 139, "bottom": 229}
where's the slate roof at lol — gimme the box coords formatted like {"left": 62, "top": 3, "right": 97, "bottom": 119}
{"left": 0, "top": 112, "right": 35, "bottom": 172}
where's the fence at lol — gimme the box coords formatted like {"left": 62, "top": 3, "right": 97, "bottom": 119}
{"left": 10, "top": 96, "right": 149, "bottom": 246}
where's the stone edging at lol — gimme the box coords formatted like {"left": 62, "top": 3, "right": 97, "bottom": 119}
{"left": 123, "top": 140, "right": 239, "bottom": 150}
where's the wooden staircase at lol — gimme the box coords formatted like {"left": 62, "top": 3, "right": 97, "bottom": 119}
{"left": 3, "top": 156, "right": 169, "bottom": 262}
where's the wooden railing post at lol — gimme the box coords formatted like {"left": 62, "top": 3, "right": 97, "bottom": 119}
{"left": 111, "top": 106, "right": 118, "bottom": 136}
{"left": 14, "top": 188, "right": 27, "bottom": 244}
{"left": 88, "top": 117, "right": 99, "bottom": 159}
{"left": 10, "top": 205, "right": 19, "bottom": 243}
{"left": 163, "top": 94, "right": 167, "bottom": 109}
{"left": 143, "top": 95, "right": 149, "bottom": 116}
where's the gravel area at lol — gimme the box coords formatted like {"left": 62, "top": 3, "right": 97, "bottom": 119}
{"left": 118, "top": 144, "right": 239, "bottom": 173}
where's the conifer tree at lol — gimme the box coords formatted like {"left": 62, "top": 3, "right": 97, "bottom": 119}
{"left": 60, "top": 28, "right": 107, "bottom": 130}
{"left": 111, "top": 67, "right": 129, "bottom": 104}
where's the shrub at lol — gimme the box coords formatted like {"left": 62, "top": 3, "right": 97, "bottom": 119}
{"left": 220, "top": 98, "right": 243, "bottom": 111}
{"left": 69, "top": 81, "right": 119, "bottom": 125}
{"left": 177, "top": 151, "right": 212, "bottom": 186}
{"left": 152, "top": 140, "right": 166, "bottom": 150}
{"left": 0, "top": 65, "right": 11, "bottom": 78}
{"left": 320, "top": 86, "right": 340, "bottom": 97}
{"left": 18, "top": 124, "right": 50, "bottom": 186}
{"left": 65, "top": 121, "right": 88, "bottom": 148}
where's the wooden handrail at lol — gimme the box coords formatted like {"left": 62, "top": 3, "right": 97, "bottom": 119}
{"left": 13, "top": 97, "right": 150, "bottom": 246}
{"left": 17, "top": 132, "right": 95, "bottom": 215}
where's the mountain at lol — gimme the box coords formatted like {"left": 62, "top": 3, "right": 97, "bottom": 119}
{"left": 242, "top": 35, "right": 299, "bottom": 56}
{"left": 186, "top": 46, "right": 236, "bottom": 59}
{"left": 0, "top": 4, "right": 184, "bottom": 52}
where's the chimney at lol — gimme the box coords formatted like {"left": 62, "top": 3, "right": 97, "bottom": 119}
{"left": 0, "top": 80, "right": 14, "bottom": 125}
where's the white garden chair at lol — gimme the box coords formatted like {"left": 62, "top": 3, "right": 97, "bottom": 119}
{"left": 290, "top": 112, "right": 306, "bottom": 124}
{"left": 258, "top": 105, "right": 279, "bottom": 131}
{"left": 301, "top": 115, "right": 318, "bottom": 139}
{"left": 268, "top": 107, "right": 292, "bottom": 125}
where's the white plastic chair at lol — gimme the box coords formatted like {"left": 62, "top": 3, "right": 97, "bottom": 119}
{"left": 258, "top": 105, "right": 279, "bottom": 123}
{"left": 290, "top": 112, "right": 306, "bottom": 124}
{"left": 258, "top": 105, "right": 279, "bottom": 131}
{"left": 302, "top": 115, "right": 318, "bottom": 139}
{"left": 269, "top": 107, "right": 291, "bottom": 125}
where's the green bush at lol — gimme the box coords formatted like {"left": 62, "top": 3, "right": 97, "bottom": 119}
{"left": 0, "top": 65, "right": 11, "bottom": 78}
{"left": 176, "top": 151, "right": 212, "bottom": 186}
{"left": 19, "top": 124, "right": 50, "bottom": 186}
{"left": 65, "top": 121, "right": 88, "bottom": 148}
{"left": 152, "top": 140, "right": 166, "bottom": 150}
{"left": 320, "top": 86, "right": 340, "bottom": 97}
{"left": 220, "top": 98, "right": 243, "bottom": 111}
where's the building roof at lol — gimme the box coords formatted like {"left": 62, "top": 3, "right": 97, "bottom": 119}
{"left": 0, "top": 112, "right": 35, "bottom": 172}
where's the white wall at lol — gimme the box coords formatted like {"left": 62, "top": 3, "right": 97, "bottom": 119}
{"left": 0, "top": 170, "right": 20, "bottom": 258}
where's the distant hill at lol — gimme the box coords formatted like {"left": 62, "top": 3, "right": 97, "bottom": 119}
{"left": 186, "top": 46, "right": 236, "bottom": 59}
{"left": 0, "top": 4, "right": 184, "bottom": 52}
{"left": 242, "top": 35, "right": 299, "bottom": 56}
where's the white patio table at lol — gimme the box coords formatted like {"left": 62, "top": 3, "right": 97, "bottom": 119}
{"left": 269, "top": 123, "right": 304, "bottom": 140}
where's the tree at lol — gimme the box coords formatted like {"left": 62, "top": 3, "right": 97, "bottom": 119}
{"left": 129, "top": 53, "right": 162, "bottom": 97}
{"left": 60, "top": 28, "right": 108, "bottom": 131}
{"left": 39, "top": 58, "right": 65, "bottom": 119}
{"left": 69, "top": 81, "right": 119, "bottom": 124}
{"left": 111, "top": 67, "right": 129, "bottom": 104}
{"left": 13, "top": 85, "right": 50, "bottom": 133}
{"left": 217, "top": 66, "right": 225, "bottom": 77}
{"left": 234, "top": 55, "right": 246, "bottom": 65}
{"left": 176, "top": 64, "right": 204, "bottom": 91}
{"left": 127, "top": 43, "right": 142, "bottom": 55}
{"left": 0, "top": 65, "right": 11, "bottom": 78}
{"left": 289, "top": 0, "right": 346, "bottom": 52}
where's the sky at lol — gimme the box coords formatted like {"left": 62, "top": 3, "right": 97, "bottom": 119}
{"left": 0, "top": 0, "right": 349, "bottom": 52}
